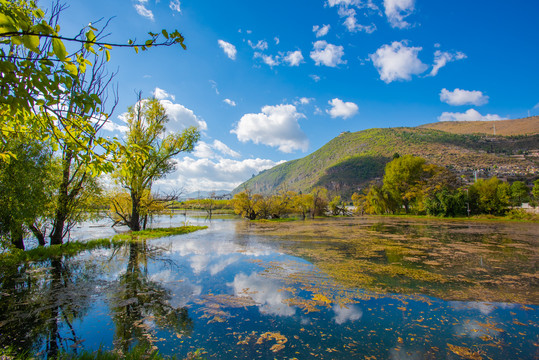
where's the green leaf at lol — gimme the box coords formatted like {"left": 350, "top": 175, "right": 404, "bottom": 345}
{"left": 52, "top": 38, "right": 67, "bottom": 61}
{"left": 161, "top": 29, "right": 169, "bottom": 39}
{"left": 21, "top": 34, "right": 40, "bottom": 53}
{"left": 0, "top": 13, "right": 16, "bottom": 31}
{"left": 134, "top": 46, "right": 139, "bottom": 54}
{"left": 105, "top": 49, "right": 110, "bottom": 62}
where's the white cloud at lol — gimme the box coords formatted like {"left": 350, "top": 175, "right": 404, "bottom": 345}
{"left": 429, "top": 50, "right": 467, "bottom": 76}
{"left": 169, "top": 0, "right": 181, "bottom": 12}
{"left": 218, "top": 40, "right": 237, "bottom": 60}
{"left": 193, "top": 140, "right": 240, "bottom": 159}
{"left": 232, "top": 104, "right": 309, "bottom": 153}
{"left": 384, "top": 0, "right": 415, "bottom": 29}
{"left": 223, "top": 98, "right": 237, "bottom": 107}
{"left": 274, "top": 37, "right": 280, "bottom": 45}
{"left": 299, "top": 97, "right": 313, "bottom": 105}
{"left": 101, "top": 120, "right": 129, "bottom": 134}
{"left": 212, "top": 140, "right": 241, "bottom": 158}
{"left": 338, "top": 7, "right": 376, "bottom": 33}
{"left": 438, "top": 108, "right": 506, "bottom": 122}
{"left": 310, "top": 40, "right": 346, "bottom": 67}
{"left": 153, "top": 87, "right": 175, "bottom": 101}
{"left": 159, "top": 99, "right": 208, "bottom": 131}
{"left": 248, "top": 40, "right": 268, "bottom": 51}
{"left": 370, "top": 40, "right": 427, "bottom": 83}
{"left": 134, "top": 3, "right": 154, "bottom": 21}
{"left": 440, "top": 88, "right": 489, "bottom": 106}
{"left": 313, "top": 24, "right": 330, "bottom": 37}
{"left": 156, "top": 157, "right": 282, "bottom": 192}
{"left": 327, "top": 0, "right": 379, "bottom": 33}
{"left": 192, "top": 141, "right": 214, "bottom": 159}
{"left": 255, "top": 50, "right": 304, "bottom": 67}
{"left": 310, "top": 74, "right": 321, "bottom": 82}
{"left": 533, "top": 103, "right": 539, "bottom": 109}
{"left": 327, "top": 0, "right": 361, "bottom": 7}
{"left": 209, "top": 80, "right": 220, "bottom": 95}
{"left": 284, "top": 50, "right": 304, "bottom": 66}
{"left": 254, "top": 52, "right": 280, "bottom": 67}
{"left": 113, "top": 97, "right": 206, "bottom": 134}
{"left": 327, "top": 98, "right": 359, "bottom": 119}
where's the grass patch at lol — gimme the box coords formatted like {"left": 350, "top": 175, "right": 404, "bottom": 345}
{"left": 111, "top": 226, "right": 207, "bottom": 241}
{"left": 0, "top": 226, "right": 207, "bottom": 266}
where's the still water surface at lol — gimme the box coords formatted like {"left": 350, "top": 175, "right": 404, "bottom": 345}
{"left": 0, "top": 215, "right": 537, "bottom": 359}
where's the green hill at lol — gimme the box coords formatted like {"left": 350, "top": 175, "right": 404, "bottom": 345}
{"left": 234, "top": 126, "right": 539, "bottom": 198}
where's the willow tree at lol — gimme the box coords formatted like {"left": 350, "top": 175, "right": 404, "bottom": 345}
{"left": 113, "top": 98, "right": 199, "bottom": 231}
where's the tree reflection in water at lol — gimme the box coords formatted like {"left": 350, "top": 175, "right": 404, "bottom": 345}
{"left": 0, "top": 239, "right": 193, "bottom": 358}
{"left": 108, "top": 240, "right": 193, "bottom": 356}
{"left": 0, "top": 257, "right": 95, "bottom": 358}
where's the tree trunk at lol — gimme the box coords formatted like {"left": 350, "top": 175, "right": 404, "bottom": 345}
{"left": 11, "top": 223, "right": 25, "bottom": 250}
{"left": 130, "top": 193, "right": 141, "bottom": 231}
{"left": 50, "top": 152, "right": 72, "bottom": 245}
{"left": 28, "top": 223, "right": 46, "bottom": 246}
{"left": 142, "top": 214, "right": 148, "bottom": 230}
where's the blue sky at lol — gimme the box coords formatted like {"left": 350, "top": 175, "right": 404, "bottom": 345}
{"left": 58, "top": 0, "right": 539, "bottom": 192}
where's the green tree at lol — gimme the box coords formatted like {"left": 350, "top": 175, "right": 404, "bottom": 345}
{"left": 382, "top": 155, "right": 426, "bottom": 213}
{"left": 469, "top": 177, "right": 511, "bottom": 215}
{"left": 351, "top": 192, "right": 366, "bottom": 215}
{"left": 424, "top": 188, "right": 467, "bottom": 217}
{"left": 363, "top": 185, "right": 397, "bottom": 215}
{"left": 113, "top": 98, "right": 199, "bottom": 231}
{"left": 533, "top": 179, "right": 539, "bottom": 201}
{"left": 510, "top": 181, "right": 529, "bottom": 206}
{"left": 0, "top": 139, "right": 55, "bottom": 249}
{"left": 329, "top": 195, "right": 347, "bottom": 216}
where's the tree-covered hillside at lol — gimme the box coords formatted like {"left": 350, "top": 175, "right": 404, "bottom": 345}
{"left": 235, "top": 127, "right": 539, "bottom": 198}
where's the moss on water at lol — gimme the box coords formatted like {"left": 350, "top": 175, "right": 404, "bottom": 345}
{"left": 239, "top": 217, "right": 539, "bottom": 304}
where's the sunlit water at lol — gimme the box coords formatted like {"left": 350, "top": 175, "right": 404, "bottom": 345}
{"left": 0, "top": 215, "right": 537, "bottom": 359}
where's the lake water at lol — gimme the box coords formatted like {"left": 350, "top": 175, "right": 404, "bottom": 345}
{"left": 0, "top": 215, "right": 537, "bottom": 359}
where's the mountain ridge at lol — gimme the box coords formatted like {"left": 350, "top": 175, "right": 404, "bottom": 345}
{"left": 234, "top": 119, "right": 539, "bottom": 198}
